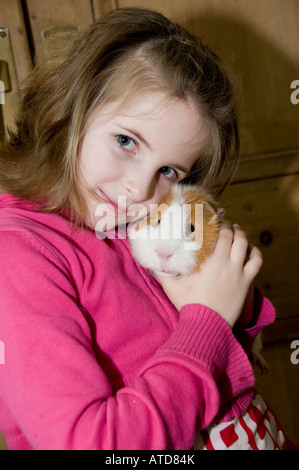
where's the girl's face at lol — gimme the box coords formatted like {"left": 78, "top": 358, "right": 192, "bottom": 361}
{"left": 79, "top": 93, "right": 209, "bottom": 230}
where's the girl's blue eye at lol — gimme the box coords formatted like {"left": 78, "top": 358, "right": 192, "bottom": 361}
{"left": 159, "top": 166, "right": 177, "bottom": 180}
{"left": 117, "top": 135, "right": 136, "bottom": 151}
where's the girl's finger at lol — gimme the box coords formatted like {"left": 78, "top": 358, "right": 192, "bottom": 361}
{"left": 213, "top": 224, "right": 234, "bottom": 259}
{"left": 243, "top": 245, "right": 263, "bottom": 279}
{"left": 230, "top": 224, "right": 249, "bottom": 265}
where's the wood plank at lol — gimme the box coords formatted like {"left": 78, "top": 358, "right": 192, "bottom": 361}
{"left": 26, "top": 0, "right": 94, "bottom": 60}
{"left": 220, "top": 174, "right": 299, "bottom": 330}
{"left": 0, "top": 0, "right": 32, "bottom": 135}
{"left": 0, "top": 0, "right": 32, "bottom": 84}
{"left": 235, "top": 149, "right": 299, "bottom": 183}
{"left": 92, "top": 0, "right": 119, "bottom": 19}
{"left": 0, "top": 28, "right": 19, "bottom": 134}
{"left": 263, "top": 317, "right": 299, "bottom": 344}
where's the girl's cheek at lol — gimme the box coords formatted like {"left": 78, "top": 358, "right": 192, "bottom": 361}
{"left": 99, "top": 145, "right": 127, "bottom": 176}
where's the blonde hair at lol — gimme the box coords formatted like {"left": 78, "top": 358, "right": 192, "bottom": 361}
{"left": 0, "top": 7, "right": 240, "bottom": 224}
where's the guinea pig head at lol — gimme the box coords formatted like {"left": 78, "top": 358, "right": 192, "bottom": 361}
{"left": 128, "top": 184, "right": 223, "bottom": 277}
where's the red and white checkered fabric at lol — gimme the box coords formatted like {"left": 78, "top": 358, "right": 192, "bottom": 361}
{"left": 194, "top": 392, "right": 296, "bottom": 450}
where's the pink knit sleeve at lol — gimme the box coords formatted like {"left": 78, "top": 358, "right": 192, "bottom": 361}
{"left": 0, "top": 231, "right": 254, "bottom": 450}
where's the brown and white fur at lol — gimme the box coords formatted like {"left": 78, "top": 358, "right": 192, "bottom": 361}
{"left": 127, "top": 183, "right": 224, "bottom": 277}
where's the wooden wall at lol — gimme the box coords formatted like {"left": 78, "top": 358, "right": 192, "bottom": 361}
{"left": 0, "top": 0, "right": 298, "bottom": 448}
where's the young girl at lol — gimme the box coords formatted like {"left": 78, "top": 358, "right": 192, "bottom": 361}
{"left": 0, "top": 7, "right": 295, "bottom": 450}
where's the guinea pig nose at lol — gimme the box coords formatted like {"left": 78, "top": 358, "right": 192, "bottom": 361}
{"left": 155, "top": 250, "right": 172, "bottom": 261}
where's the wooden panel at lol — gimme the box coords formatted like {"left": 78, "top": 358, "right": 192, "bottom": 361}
{"left": 220, "top": 173, "right": 299, "bottom": 340}
{"left": 235, "top": 149, "right": 299, "bottom": 183}
{"left": 92, "top": 0, "right": 119, "bottom": 19}
{"left": 25, "top": 0, "right": 94, "bottom": 60}
{"left": 264, "top": 317, "right": 299, "bottom": 344}
{"left": 117, "top": 0, "right": 299, "bottom": 159}
{"left": 0, "top": 0, "right": 32, "bottom": 84}
{"left": 0, "top": 28, "right": 19, "bottom": 136}
{"left": 255, "top": 341, "right": 299, "bottom": 448}
{"left": 0, "top": 0, "right": 32, "bottom": 135}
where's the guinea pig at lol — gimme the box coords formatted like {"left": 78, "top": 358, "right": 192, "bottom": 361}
{"left": 127, "top": 183, "right": 224, "bottom": 277}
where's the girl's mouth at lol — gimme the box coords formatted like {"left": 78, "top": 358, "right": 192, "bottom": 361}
{"left": 98, "top": 190, "right": 127, "bottom": 213}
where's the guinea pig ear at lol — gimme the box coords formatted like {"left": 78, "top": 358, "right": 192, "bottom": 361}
{"left": 202, "top": 202, "right": 225, "bottom": 220}
{"left": 202, "top": 200, "right": 217, "bottom": 216}
{"left": 216, "top": 208, "right": 226, "bottom": 219}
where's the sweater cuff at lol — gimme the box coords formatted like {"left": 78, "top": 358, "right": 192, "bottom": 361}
{"left": 234, "top": 286, "right": 276, "bottom": 354}
{"left": 156, "top": 304, "right": 255, "bottom": 404}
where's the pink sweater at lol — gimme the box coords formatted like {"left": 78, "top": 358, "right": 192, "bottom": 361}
{"left": 0, "top": 194, "right": 275, "bottom": 450}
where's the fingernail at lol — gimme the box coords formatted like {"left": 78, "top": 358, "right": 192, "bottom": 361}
{"left": 233, "top": 223, "right": 240, "bottom": 228}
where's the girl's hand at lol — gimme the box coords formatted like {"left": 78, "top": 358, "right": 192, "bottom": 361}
{"left": 156, "top": 224, "right": 263, "bottom": 328}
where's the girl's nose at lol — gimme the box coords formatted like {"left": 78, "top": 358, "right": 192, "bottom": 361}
{"left": 123, "top": 174, "right": 155, "bottom": 203}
